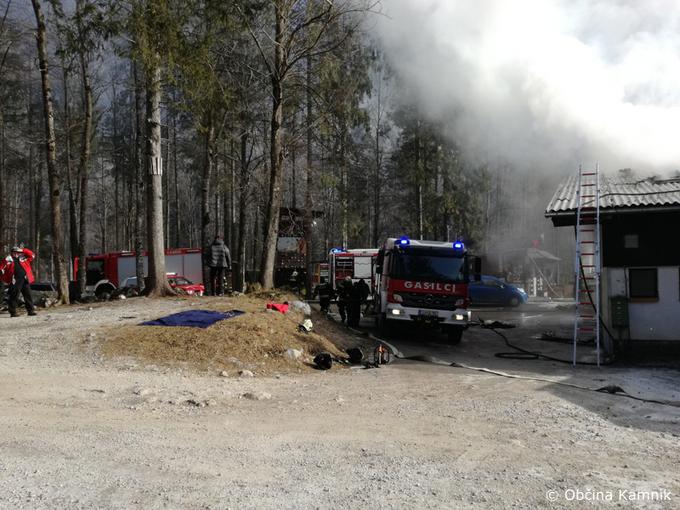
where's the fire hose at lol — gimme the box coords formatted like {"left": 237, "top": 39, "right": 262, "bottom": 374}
{"left": 351, "top": 324, "right": 680, "bottom": 409}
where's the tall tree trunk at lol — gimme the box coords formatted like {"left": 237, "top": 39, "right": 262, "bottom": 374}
{"left": 372, "top": 73, "right": 382, "bottom": 247}
{"left": 77, "top": 32, "right": 93, "bottom": 294}
{"left": 200, "top": 113, "right": 214, "bottom": 249}
{"left": 415, "top": 120, "right": 423, "bottom": 240}
{"left": 230, "top": 141, "right": 236, "bottom": 252}
{"left": 303, "top": 54, "right": 314, "bottom": 297}
{"left": 235, "top": 129, "right": 249, "bottom": 293}
{"left": 12, "top": 173, "right": 17, "bottom": 241}
{"left": 99, "top": 155, "right": 107, "bottom": 252}
{"left": 112, "top": 81, "right": 120, "bottom": 249}
{"left": 63, "top": 67, "right": 80, "bottom": 274}
{"left": 33, "top": 171, "right": 42, "bottom": 280}
{"left": 259, "top": 1, "right": 285, "bottom": 289}
{"left": 28, "top": 103, "right": 35, "bottom": 248}
{"left": 31, "top": 0, "right": 69, "bottom": 304}
{"left": 290, "top": 112, "right": 296, "bottom": 209}
{"left": 200, "top": 112, "right": 215, "bottom": 286}
{"left": 164, "top": 123, "right": 170, "bottom": 248}
{"left": 213, "top": 192, "right": 219, "bottom": 237}
{"left": 225, "top": 138, "right": 234, "bottom": 250}
{"left": 144, "top": 59, "right": 172, "bottom": 296}
{"left": 133, "top": 62, "right": 145, "bottom": 292}
{"left": 340, "top": 130, "right": 348, "bottom": 249}
{"left": 0, "top": 110, "right": 5, "bottom": 252}
{"left": 172, "top": 102, "right": 180, "bottom": 247}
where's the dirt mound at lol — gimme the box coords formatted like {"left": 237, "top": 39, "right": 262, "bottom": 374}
{"left": 101, "top": 295, "right": 367, "bottom": 375}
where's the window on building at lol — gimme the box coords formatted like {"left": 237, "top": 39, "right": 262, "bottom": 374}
{"left": 628, "top": 268, "right": 658, "bottom": 299}
{"left": 624, "top": 234, "right": 639, "bottom": 249}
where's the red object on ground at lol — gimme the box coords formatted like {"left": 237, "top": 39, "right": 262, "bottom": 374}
{"left": 266, "top": 302, "right": 289, "bottom": 314}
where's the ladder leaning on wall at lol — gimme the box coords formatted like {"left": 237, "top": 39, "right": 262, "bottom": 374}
{"left": 573, "top": 164, "right": 601, "bottom": 367}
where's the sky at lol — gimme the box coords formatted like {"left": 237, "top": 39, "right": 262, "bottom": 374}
{"left": 374, "top": 0, "right": 680, "bottom": 175}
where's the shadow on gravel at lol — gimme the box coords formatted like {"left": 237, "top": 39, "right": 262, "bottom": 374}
{"left": 355, "top": 306, "right": 680, "bottom": 434}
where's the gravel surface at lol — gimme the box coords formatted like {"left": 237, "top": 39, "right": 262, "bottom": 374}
{"left": 1, "top": 299, "right": 679, "bottom": 509}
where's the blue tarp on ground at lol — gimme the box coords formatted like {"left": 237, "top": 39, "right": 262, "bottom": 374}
{"left": 140, "top": 309, "right": 245, "bottom": 328}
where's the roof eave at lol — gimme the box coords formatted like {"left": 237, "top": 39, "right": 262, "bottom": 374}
{"left": 546, "top": 204, "right": 680, "bottom": 227}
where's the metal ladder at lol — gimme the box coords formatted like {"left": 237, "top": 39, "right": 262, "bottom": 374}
{"left": 573, "top": 164, "right": 601, "bottom": 366}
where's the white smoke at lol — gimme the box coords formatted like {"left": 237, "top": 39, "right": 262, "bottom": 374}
{"left": 373, "top": 0, "right": 680, "bottom": 173}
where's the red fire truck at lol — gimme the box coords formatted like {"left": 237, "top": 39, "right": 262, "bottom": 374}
{"left": 329, "top": 248, "right": 380, "bottom": 293}
{"left": 75, "top": 248, "right": 203, "bottom": 298}
{"left": 374, "top": 237, "right": 480, "bottom": 343}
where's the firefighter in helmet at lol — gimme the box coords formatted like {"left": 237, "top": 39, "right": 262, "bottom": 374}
{"left": 313, "top": 277, "right": 335, "bottom": 313}
{"left": 336, "top": 276, "right": 353, "bottom": 323}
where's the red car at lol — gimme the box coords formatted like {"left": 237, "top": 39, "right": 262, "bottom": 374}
{"left": 167, "top": 274, "right": 205, "bottom": 296}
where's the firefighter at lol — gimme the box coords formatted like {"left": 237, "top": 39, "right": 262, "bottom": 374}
{"left": 204, "top": 235, "right": 231, "bottom": 296}
{"left": 0, "top": 246, "right": 37, "bottom": 317}
{"left": 313, "top": 279, "right": 335, "bottom": 313}
{"left": 336, "top": 276, "right": 353, "bottom": 323}
{"left": 355, "top": 278, "right": 370, "bottom": 304}
{"left": 347, "top": 281, "right": 363, "bottom": 327}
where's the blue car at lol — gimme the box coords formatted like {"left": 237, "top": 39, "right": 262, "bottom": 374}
{"left": 469, "top": 275, "right": 528, "bottom": 307}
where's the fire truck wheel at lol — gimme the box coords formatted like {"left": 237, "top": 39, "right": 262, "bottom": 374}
{"left": 95, "top": 284, "right": 115, "bottom": 301}
{"left": 446, "top": 326, "right": 464, "bottom": 344}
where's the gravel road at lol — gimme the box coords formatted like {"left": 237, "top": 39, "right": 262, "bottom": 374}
{"left": 1, "top": 299, "right": 679, "bottom": 509}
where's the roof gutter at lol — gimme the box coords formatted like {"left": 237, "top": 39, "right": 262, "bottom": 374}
{"left": 545, "top": 204, "right": 680, "bottom": 218}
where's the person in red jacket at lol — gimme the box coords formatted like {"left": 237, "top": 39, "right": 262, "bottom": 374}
{"left": 0, "top": 246, "right": 37, "bottom": 317}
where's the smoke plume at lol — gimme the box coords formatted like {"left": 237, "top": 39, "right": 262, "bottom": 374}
{"left": 374, "top": 0, "right": 680, "bottom": 173}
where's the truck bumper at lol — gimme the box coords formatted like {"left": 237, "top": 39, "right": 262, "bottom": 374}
{"left": 385, "top": 304, "right": 471, "bottom": 326}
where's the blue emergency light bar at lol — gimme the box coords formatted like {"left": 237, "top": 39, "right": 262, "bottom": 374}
{"left": 396, "top": 236, "right": 410, "bottom": 246}
{"left": 453, "top": 241, "right": 465, "bottom": 250}
{"left": 330, "top": 247, "right": 345, "bottom": 254}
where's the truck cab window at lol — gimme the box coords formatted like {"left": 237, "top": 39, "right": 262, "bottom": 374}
{"left": 86, "top": 260, "right": 105, "bottom": 286}
{"left": 391, "top": 248, "right": 466, "bottom": 283}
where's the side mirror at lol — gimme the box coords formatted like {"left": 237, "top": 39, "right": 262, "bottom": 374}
{"left": 375, "top": 249, "right": 384, "bottom": 275}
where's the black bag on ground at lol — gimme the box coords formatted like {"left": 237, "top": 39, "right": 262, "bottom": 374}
{"left": 313, "top": 352, "right": 333, "bottom": 370}
{"left": 346, "top": 347, "right": 364, "bottom": 364}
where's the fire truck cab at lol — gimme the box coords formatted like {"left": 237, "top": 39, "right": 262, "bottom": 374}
{"left": 374, "top": 237, "right": 480, "bottom": 343}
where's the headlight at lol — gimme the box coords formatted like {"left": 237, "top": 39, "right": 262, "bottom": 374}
{"left": 517, "top": 288, "right": 526, "bottom": 294}
{"left": 391, "top": 309, "right": 402, "bottom": 316}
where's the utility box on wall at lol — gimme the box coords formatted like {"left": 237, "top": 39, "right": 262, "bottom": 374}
{"left": 610, "top": 296, "right": 629, "bottom": 328}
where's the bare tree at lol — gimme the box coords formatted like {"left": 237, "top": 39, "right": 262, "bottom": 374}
{"left": 244, "top": 0, "right": 374, "bottom": 289}
{"left": 31, "top": 0, "right": 69, "bottom": 303}
{"left": 144, "top": 56, "right": 172, "bottom": 296}
{"left": 75, "top": 0, "right": 94, "bottom": 294}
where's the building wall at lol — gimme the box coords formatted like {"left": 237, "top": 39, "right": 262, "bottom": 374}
{"left": 605, "top": 266, "right": 680, "bottom": 341}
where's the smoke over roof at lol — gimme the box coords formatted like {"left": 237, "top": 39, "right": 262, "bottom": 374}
{"left": 374, "top": 0, "right": 680, "bottom": 173}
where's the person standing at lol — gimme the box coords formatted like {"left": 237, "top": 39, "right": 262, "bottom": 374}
{"left": 204, "top": 235, "right": 231, "bottom": 296}
{"left": 0, "top": 246, "right": 37, "bottom": 317}
{"left": 355, "top": 278, "right": 371, "bottom": 315}
{"left": 347, "top": 281, "right": 363, "bottom": 327}
{"left": 336, "top": 276, "right": 353, "bottom": 323}
{"left": 313, "top": 279, "right": 335, "bottom": 313}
